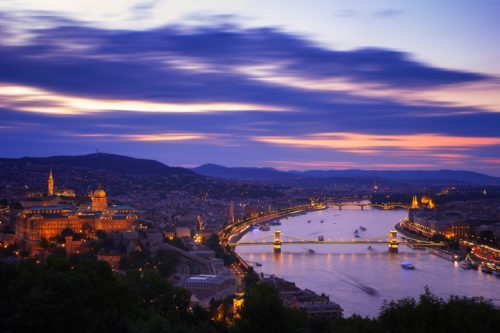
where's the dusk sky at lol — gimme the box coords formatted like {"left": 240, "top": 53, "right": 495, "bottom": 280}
{"left": 1, "top": 0, "right": 500, "bottom": 175}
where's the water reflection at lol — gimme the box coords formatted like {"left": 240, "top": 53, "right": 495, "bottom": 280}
{"left": 236, "top": 207, "right": 499, "bottom": 317}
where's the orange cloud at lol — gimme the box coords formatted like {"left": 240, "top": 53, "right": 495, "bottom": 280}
{"left": 253, "top": 132, "right": 500, "bottom": 151}
{"left": 269, "top": 160, "right": 436, "bottom": 170}
{"left": 481, "top": 158, "right": 500, "bottom": 164}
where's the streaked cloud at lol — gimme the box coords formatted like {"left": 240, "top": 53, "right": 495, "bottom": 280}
{"left": 0, "top": 10, "right": 499, "bottom": 175}
{"left": 0, "top": 84, "right": 288, "bottom": 115}
{"left": 269, "top": 160, "right": 436, "bottom": 170}
{"left": 253, "top": 132, "right": 500, "bottom": 151}
{"left": 72, "top": 131, "right": 232, "bottom": 145}
{"left": 239, "top": 66, "right": 500, "bottom": 113}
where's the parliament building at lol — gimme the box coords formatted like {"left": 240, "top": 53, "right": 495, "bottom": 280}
{"left": 16, "top": 170, "right": 138, "bottom": 251}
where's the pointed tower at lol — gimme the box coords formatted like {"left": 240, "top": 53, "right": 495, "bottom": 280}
{"left": 428, "top": 198, "right": 436, "bottom": 209}
{"left": 411, "top": 195, "right": 419, "bottom": 209}
{"left": 229, "top": 201, "right": 235, "bottom": 224}
{"left": 48, "top": 168, "right": 54, "bottom": 196}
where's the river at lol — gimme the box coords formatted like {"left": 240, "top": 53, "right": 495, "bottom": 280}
{"left": 235, "top": 206, "right": 499, "bottom": 317}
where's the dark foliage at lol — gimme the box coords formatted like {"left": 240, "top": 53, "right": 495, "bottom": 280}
{"left": 0, "top": 257, "right": 216, "bottom": 333}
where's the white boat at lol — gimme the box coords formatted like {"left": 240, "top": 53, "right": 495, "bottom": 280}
{"left": 401, "top": 262, "right": 415, "bottom": 270}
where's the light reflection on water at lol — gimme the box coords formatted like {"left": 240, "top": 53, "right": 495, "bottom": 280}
{"left": 236, "top": 207, "right": 499, "bottom": 317}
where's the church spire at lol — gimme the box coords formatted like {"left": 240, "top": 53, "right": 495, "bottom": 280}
{"left": 411, "top": 195, "right": 419, "bottom": 209}
{"left": 48, "top": 168, "right": 54, "bottom": 196}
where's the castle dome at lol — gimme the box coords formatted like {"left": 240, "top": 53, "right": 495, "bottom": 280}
{"left": 421, "top": 195, "right": 431, "bottom": 204}
{"left": 93, "top": 187, "right": 106, "bottom": 198}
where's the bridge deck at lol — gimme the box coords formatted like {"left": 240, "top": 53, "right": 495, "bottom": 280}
{"left": 230, "top": 241, "right": 444, "bottom": 246}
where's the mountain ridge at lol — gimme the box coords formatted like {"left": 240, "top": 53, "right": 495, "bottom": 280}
{"left": 0, "top": 153, "right": 196, "bottom": 177}
{"left": 192, "top": 164, "right": 500, "bottom": 185}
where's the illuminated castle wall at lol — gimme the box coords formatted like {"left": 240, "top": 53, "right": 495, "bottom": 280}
{"left": 15, "top": 171, "right": 137, "bottom": 251}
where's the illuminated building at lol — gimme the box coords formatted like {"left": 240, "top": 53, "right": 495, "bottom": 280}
{"left": 428, "top": 198, "right": 436, "bottom": 209}
{"left": 47, "top": 168, "right": 54, "bottom": 196}
{"left": 233, "top": 291, "right": 245, "bottom": 319}
{"left": 420, "top": 195, "right": 435, "bottom": 209}
{"left": 411, "top": 195, "right": 419, "bottom": 209}
{"left": 90, "top": 186, "right": 108, "bottom": 211}
{"left": 229, "top": 201, "right": 235, "bottom": 224}
{"left": 54, "top": 188, "right": 76, "bottom": 197}
{"left": 15, "top": 173, "right": 137, "bottom": 252}
{"left": 182, "top": 274, "right": 236, "bottom": 308}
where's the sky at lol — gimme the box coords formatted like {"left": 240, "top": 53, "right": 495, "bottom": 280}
{"left": 1, "top": 0, "right": 500, "bottom": 175}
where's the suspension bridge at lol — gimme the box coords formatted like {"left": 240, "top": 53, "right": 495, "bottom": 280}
{"left": 326, "top": 202, "right": 410, "bottom": 210}
{"left": 229, "top": 230, "right": 445, "bottom": 253}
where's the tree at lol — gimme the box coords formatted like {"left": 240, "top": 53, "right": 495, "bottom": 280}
{"left": 0, "top": 256, "right": 218, "bottom": 333}
{"left": 235, "top": 283, "right": 307, "bottom": 333}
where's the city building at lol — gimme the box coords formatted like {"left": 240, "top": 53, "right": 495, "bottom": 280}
{"left": 181, "top": 274, "right": 236, "bottom": 308}
{"left": 262, "top": 275, "right": 343, "bottom": 320}
{"left": 15, "top": 170, "right": 138, "bottom": 252}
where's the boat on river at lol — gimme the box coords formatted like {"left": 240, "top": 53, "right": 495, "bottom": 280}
{"left": 259, "top": 224, "right": 270, "bottom": 231}
{"left": 269, "top": 220, "right": 281, "bottom": 226}
{"left": 318, "top": 235, "right": 324, "bottom": 241}
{"left": 461, "top": 262, "right": 472, "bottom": 270}
{"left": 481, "top": 262, "right": 496, "bottom": 274}
{"left": 401, "top": 262, "right": 415, "bottom": 270}
{"left": 430, "top": 248, "right": 463, "bottom": 261}
{"left": 308, "top": 249, "right": 315, "bottom": 254}
{"left": 359, "top": 226, "right": 367, "bottom": 231}
{"left": 463, "top": 255, "right": 479, "bottom": 270}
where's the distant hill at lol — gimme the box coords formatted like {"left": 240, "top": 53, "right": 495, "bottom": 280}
{"left": 0, "top": 153, "right": 196, "bottom": 177}
{"left": 192, "top": 164, "right": 500, "bottom": 185}
{"left": 192, "top": 164, "right": 300, "bottom": 181}
{"left": 292, "top": 169, "right": 500, "bottom": 184}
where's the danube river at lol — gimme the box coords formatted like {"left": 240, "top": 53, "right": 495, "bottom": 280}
{"left": 235, "top": 207, "right": 499, "bottom": 317}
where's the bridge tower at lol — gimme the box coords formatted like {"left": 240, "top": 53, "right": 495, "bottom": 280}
{"left": 273, "top": 230, "right": 282, "bottom": 254}
{"left": 388, "top": 229, "right": 398, "bottom": 253}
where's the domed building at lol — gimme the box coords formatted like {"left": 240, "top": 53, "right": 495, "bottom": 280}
{"left": 15, "top": 171, "right": 137, "bottom": 253}
{"left": 90, "top": 186, "right": 108, "bottom": 211}
{"left": 421, "top": 195, "right": 431, "bottom": 205}
{"left": 421, "top": 195, "right": 435, "bottom": 209}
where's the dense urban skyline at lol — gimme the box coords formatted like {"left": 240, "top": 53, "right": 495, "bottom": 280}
{"left": 1, "top": 1, "right": 500, "bottom": 175}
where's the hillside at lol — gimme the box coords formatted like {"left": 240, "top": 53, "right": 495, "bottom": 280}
{"left": 0, "top": 153, "right": 196, "bottom": 177}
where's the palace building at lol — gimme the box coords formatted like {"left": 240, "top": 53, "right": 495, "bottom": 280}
{"left": 15, "top": 170, "right": 138, "bottom": 252}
